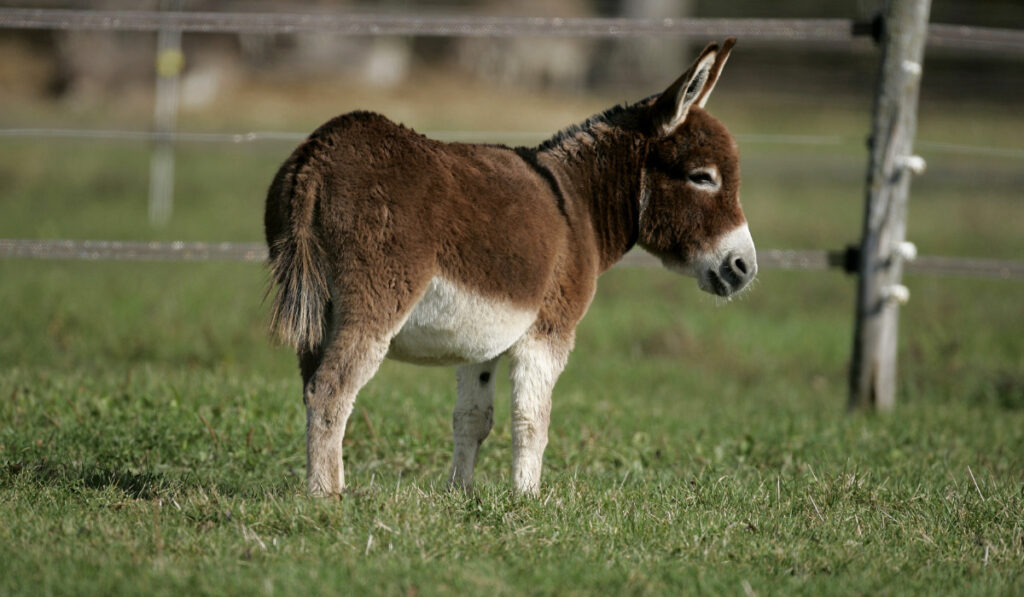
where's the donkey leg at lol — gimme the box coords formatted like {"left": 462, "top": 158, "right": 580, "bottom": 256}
{"left": 508, "top": 332, "right": 571, "bottom": 495}
{"left": 448, "top": 357, "right": 500, "bottom": 491}
{"left": 304, "top": 330, "right": 389, "bottom": 497}
{"left": 298, "top": 347, "right": 322, "bottom": 388}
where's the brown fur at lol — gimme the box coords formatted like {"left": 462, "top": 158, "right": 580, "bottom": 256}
{"left": 639, "top": 108, "right": 744, "bottom": 264}
{"left": 265, "top": 106, "right": 742, "bottom": 349}
{"left": 264, "top": 39, "right": 752, "bottom": 495}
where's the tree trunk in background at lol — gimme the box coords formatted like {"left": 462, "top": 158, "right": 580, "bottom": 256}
{"left": 602, "top": 0, "right": 695, "bottom": 87}
{"left": 454, "top": 0, "right": 594, "bottom": 91}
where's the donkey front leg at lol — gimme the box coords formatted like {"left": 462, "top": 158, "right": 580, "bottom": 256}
{"left": 448, "top": 357, "right": 500, "bottom": 491}
{"left": 303, "top": 332, "right": 388, "bottom": 497}
{"left": 508, "top": 333, "right": 571, "bottom": 495}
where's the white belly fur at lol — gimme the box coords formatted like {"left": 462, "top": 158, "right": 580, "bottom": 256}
{"left": 387, "top": 275, "right": 537, "bottom": 366}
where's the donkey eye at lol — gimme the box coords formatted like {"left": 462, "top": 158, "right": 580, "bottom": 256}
{"left": 686, "top": 168, "right": 719, "bottom": 189}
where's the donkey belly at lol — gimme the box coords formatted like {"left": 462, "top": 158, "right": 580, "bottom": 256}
{"left": 387, "top": 276, "right": 537, "bottom": 366}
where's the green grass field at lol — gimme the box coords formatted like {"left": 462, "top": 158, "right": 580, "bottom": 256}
{"left": 1, "top": 78, "right": 1022, "bottom": 595}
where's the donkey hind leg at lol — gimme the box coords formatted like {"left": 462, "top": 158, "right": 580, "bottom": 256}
{"left": 448, "top": 357, "right": 500, "bottom": 491}
{"left": 508, "top": 332, "right": 571, "bottom": 495}
{"left": 304, "top": 328, "right": 389, "bottom": 497}
{"left": 299, "top": 345, "right": 323, "bottom": 388}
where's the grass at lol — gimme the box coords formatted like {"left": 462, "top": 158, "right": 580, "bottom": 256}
{"left": 1, "top": 74, "right": 1023, "bottom": 595}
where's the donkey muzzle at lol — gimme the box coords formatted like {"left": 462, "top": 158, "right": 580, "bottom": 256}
{"left": 704, "top": 250, "right": 757, "bottom": 297}
{"left": 698, "top": 224, "right": 757, "bottom": 297}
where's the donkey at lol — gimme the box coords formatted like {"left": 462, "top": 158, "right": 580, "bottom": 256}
{"left": 264, "top": 38, "right": 755, "bottom": 497}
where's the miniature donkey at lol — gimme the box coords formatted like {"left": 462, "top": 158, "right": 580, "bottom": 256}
{"left": 264, "top": 38, "right": 755, "bottom": 496}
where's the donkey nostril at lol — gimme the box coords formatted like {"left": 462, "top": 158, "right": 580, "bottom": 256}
{"left": 732, "top": 256, "right": 748, "bottom": 276}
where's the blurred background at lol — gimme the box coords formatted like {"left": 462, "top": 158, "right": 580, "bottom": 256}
{"left": 3, "top": 0, "right": 1024, "bottom": 106}
{"left": 1, "top": 1, "right": 1022, "bottom": 242}
{"left": 0, "top": 1, "right": 1021, "bottom": 407}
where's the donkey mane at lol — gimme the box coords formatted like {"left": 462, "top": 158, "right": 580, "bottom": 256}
{"left": 533, "top": 99, "right": 651, "bottom": 155}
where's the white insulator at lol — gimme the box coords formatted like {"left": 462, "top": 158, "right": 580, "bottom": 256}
{"left": 902, "top": 60, "right": 922, "bottom": 76}
{"left": 896, "top": 241, "right": 918, "bottom": 262}
{"left": 898, "top": 155, "right": 927, "bottom": 175}
{"left": 881, "top": 284, "right": 911, "bottom": 305}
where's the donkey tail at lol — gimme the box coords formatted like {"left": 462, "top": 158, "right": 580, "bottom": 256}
{"left": 265, "top": 154, "right": 331, "bottom": 354}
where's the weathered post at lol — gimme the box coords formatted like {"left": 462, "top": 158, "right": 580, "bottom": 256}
{"left": 148, "top": 0, "right": 183, "bottom": 226}
{"left": 849, "top": 0, "right": 931, "bottom": 410}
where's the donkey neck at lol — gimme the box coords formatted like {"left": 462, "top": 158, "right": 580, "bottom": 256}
{"left": 531, "top": 105, "right": 649, "bottom": 271}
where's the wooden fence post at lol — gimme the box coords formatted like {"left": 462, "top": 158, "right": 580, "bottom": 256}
{"left": 849, "top": 0, "right": 932, "bottom": 410}
{"left": 148, "top": 0, "right": 183, "bottom": 226}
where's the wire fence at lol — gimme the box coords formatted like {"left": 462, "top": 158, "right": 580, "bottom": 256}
{"left": 2, "top": 239, "right": 1021, "bottom": 280}
{"left": 0, "top": 10, "right": 869, "bottom": 40}
{"left": 2, "top": 128, "right": 1023, "bottom": 160}
{"left": 1, "top": 8, "right": 1023, "bottom": 53}
{"left": 1, "top": 7, "right": 1022, "bottom": 282}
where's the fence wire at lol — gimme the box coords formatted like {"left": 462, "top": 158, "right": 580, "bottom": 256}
{"left": 1, "top": 8, "right": 1023, "bottom": 52}
{"left": 3, "top": 128, "right": 1022, "bottom": 160}
{"left": 0, "top": 10, "right": 861, "bottom": 40}
{"left": 2, "top": 239, "right": 1021, "bottom": 280}
{"left": 1, "top": 8, "right": 1021, "bottom": 282}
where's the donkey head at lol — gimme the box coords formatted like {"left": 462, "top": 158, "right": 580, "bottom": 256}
{"left": 637, "top": 38, "right": 756, "bottom": 298}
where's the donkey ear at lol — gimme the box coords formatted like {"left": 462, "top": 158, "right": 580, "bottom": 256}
{"left": 651, "top": 40, "right": 722, "bottom": 136}
{"left": 695, "top": 37, "right": 735, "bottom": 108}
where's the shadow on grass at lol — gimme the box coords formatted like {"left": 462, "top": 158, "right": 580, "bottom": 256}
{"left": 5, "top": 460, "right": 168, "bottom": 499}
{"left": 4, "top": 458, "right": 304, "bottom": 500}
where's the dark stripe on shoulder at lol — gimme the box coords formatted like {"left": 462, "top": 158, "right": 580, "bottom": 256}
{"left": 513, "top": 146, "right": 569, "bottom": 223}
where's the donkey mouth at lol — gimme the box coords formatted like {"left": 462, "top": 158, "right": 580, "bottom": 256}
{"left": 704, "top": 270, "right": 731, "bottom": 297}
